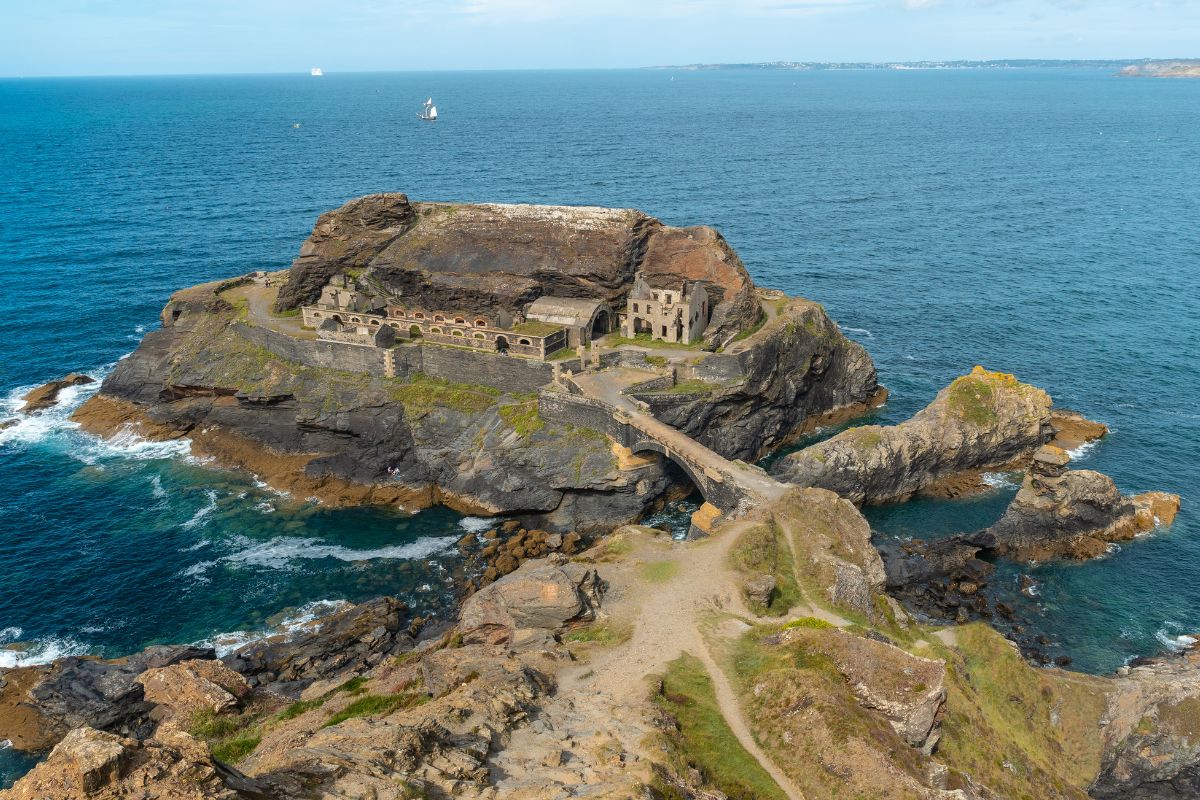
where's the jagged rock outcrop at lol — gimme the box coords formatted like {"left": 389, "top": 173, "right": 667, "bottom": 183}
{"left": 223, "top": 596, "right": 416, "bottom": 692}
{"left": 635, "top": 298, "right": 883, "bottom": 462}
{"left": 20, "top": 372, "right": 93, "bottom": 412}
{"left": 1, "top": 725, "right": 269, "bottom": 800}
{"left": 772, "top": 366, "right": 1103, "bottom": 504}
{"left": 770, "top": 487, "right": 889, "bottom": 620}
{"left": 983, "top": 446, "right": 1181, "bottom": 561}
{"left": 0, "top": 645, "right": 212, "bottom": 752}
{"left": 1092, "top": 643, "right": 1200, "bottom": 798}
{"left": 458, "top": 554, "right": 604, "bottom": 649}
{"left": 273, "top": 194, "right": 762, "bottom": 346}
{"left": 137, "top": 659, "right": 251, "bottom": 718}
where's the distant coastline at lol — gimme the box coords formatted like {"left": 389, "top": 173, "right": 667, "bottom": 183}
{"left": 648, "top": 58, "right": 1200, "bottom": 75}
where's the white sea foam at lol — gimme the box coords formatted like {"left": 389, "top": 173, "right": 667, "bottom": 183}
{"left": 181, "top": 489, "right": 220, "bottom": 531}
{"left": 0, "top": 739, "right": 11, "bottom": 750}
{"left": 74, "top": 424, "right": 194, "bottom": 466}
{"left": 1155, "top": 621, "right": 1198, "bottom": 653}
{"left": 458, "top": 516, "right": 498, "bottom": 533}
{"left": 183, "top": 533, "right": 458, "bottom": 580}
{"left": 839, "top": 325, "right": 874, "bottom": 339}
{"left": 0, "top": 636, "right": 90, "bottom": 669}
{"left": 254, "top": 501, "right": 276, "bottom": 514}
{"left": 1067, "top": 439, "right": 1099, "bottom": 460}
{"left": 149, "top": 475, "right": 168, "bottom": 498}
{"left": 982, "top": 471, "right": 1022, "bottom": 490}
{"left": 193, "top": 599, "right": 350, "bottom": 657}
{"left": 0, "top": 626, "right": 23, "bottom": 643}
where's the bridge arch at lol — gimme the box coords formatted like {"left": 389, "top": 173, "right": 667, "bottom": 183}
{"left": 629, "top": 438, "right": 712, "bottom": 504}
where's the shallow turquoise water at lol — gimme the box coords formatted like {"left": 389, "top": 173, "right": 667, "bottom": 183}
{"left": 0, "top": 72, "right": 1196, "bottom": 782}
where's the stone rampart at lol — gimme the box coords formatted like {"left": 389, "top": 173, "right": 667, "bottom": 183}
{"left": 421, "top": 346, "right": 554, "bottom": 394}
{"left": 234, "top": 323, "right": 392, "bottom": 375}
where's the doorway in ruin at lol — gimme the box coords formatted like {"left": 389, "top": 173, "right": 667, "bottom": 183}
{"left": 495, "top": 336, "right": 509, "bottom": 354}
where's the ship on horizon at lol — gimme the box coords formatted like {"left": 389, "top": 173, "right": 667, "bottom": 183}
{"left": 418, "top": 97, "right": 438, "bottom": 121}
{"left": 310, "top": 67, "right": 323, "bottom": 77}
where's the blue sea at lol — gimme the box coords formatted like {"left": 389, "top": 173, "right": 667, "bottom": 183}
{"left": 1, "top": 68, "right": 1197, "bottom": 782}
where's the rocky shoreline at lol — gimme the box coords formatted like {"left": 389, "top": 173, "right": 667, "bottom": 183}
{"left": 1, "top": 196, "right": 1191, "bottom": 798}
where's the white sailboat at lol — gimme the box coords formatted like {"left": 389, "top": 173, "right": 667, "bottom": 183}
{"left": 310, "top": 67, "right": 323, "bottom": 77}
{"left": 417, "top": 97, "right": 438, "bottom": 121}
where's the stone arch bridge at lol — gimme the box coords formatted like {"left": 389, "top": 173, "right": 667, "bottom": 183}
{"left": 538, "top": 372, "right": 786, "bottom": 526}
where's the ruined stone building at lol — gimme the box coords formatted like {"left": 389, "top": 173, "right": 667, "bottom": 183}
{"left": 622, "top": 271, "right": 710, "bottom": 344}
{"left": 524, "top": 297, "right": 614, "bottom": 348}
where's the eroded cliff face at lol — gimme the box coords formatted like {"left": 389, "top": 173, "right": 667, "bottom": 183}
{"left": 272, "top": 194, "right": 761, "bottom": 346}
{"left": 636, "top": 299, "right": 883, "bottom": 462}
{"left": 772, "top": 366, "right": 1061, "bottom": 504}
{"left": 71, "top": 290, "right": 662, "bottom": 532}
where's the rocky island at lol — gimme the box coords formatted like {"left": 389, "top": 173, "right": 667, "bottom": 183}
{"left": 1, "top": 194, "right": 1192, "bottom": 799}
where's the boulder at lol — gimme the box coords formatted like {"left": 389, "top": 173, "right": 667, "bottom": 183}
{"left": 458, "top": 555, "right": 604, "bottom": 647}
{"left": 2, "top": 725, "right": 269, "bottom": 800}
{"left": 21, "top": 373, "right": 93, "bottom": 413}
{"left": 744, "top": 572, "right": 777, "bottom": 609}
{"left": 0, "top": 644, "right": 212, "bottom": 752}
{"left": 137, "top": 658, "right": 251, "bottom": 718}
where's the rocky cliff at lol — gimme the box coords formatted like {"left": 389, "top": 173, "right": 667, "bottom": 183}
{"left": 273, "top": 194, "right": 762, "bottom": 347}
{"left": 771, "top": 366, "right": 1099, "bottom": 504}
{"left": 69, "top": 198, "right": 880, "bottom": 531}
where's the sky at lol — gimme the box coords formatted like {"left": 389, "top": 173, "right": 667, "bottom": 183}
{"left": 1, "top": 0, "right": 1198, "bottom": 77}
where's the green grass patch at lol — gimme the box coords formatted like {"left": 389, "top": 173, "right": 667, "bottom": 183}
{"left": 604, "top": 333, "right": 701, "bottom": 351}
{"left": 277, "top": 698, "right": 327, "bottom": 721}
{"left": 547, "top": 347, "right": 577, "bottom": 361}
{"left": 563, "top": 620, "right": 633, "bottom": 647}
{"left": 933, "top": 623, "right": 1108, "bottom": 798}
{"left": 639, "top": 560, "right": 680, "bottom": 583}
{"left": 644, "top": 354, "right": 669, "bottom": 367}
{"left": 322, "top": 692, "right": 426, "bottom": 728}
{"left": 782, "top": 616, "right": 834, "bottom": 630}
{"left": 652, "top": 653, "right": 788, "bottom": 800}
{"left": 510, "top": 320, "right": 563, "bottom": 337}
{"left": 498, "top": 398, "right": 545, "bottom": 439}
{"left": 387, "top": 372, "right": 501, "bottom": 418}
{"left": 729, "top": 522, "right": 803, "bottom": 616}
{"left": 730, "top": 312, "right": 768, "bottom": 343}
{"left": 270, "top": 307, "right": 301, "bottom": 318}
{"left": 211, "top": 734, "right": 261, "bottom": 763}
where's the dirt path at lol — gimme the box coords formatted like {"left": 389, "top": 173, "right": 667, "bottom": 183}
{"left": 489, "top": 523, "right": 807, "bottom": 799}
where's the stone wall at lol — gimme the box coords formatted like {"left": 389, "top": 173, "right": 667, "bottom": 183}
{"left": 538, "top": 390, "right": 627, "bottom": 440}
{"left": 234, "top": 323, "right": 392, "bottom": 374}
{"left": 421, "top": 346, "right": 554, "bottom": 394}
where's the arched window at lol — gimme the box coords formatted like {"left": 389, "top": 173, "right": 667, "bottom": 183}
{"left": 434, "top": 314, "right": 445, "bottom": 322}
{"left": 430, "top": 327, "right": 442, "bottom": 334}
{"left": 475, "top": 319, "right": 487, "bottom": 327}
{"left": 518, "top": 338, "right": 531, "bottom": 346}
{"left": 313, "top": 312, "right": 322, "bottom": 318}
{"left": 351, "top": 316, "right": 361, "bottom": 323}
{"left": 454, "top": 317, "right": 466, "bottom": 324}
{"left": 388, "top": 322, "right": 399, "bottom": 328}
{"left": 409, "top": 325, "right": 421, "bottom": 337}
{"left": 369, "top": 319, "right": 379, "bottom": 326}
{"left": 414, "top": 312, "right": 425, "bottom": 319}
{"left": 452, "top": 330, "right": 463, "bottom": 337}
{"left": 473, "top": 332, "right": 485, "bottom": 340}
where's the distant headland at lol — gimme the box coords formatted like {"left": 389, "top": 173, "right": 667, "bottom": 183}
{"left": 648, "top": 58, "right": 1200, "bottom": 76}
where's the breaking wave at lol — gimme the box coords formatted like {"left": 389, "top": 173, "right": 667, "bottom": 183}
{"left": 192, "top": 599, "right": 350, "bottom": 657}
{"left": 1067, "top": 439, "right": 1099, "bottom": 460}
{"left": 181, "top": 490, "right": 220, "bottom": 531}
{"left": 458, "top": 516, "right": 498, "bottom": 533}
{"left": 0, "top": 635, "right": 90, "bottom": 669}
{"left": 1155, "top": 621, "right": 1198, "bottom": 653}
{"left": 183, "top": 533, "right": 458, "bottom": 580}
{"left": 982, "top": 471, "right": 1022, "bottom": 490}
{"left": 839, "top": 325, "right": 874, "bottom": 339}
